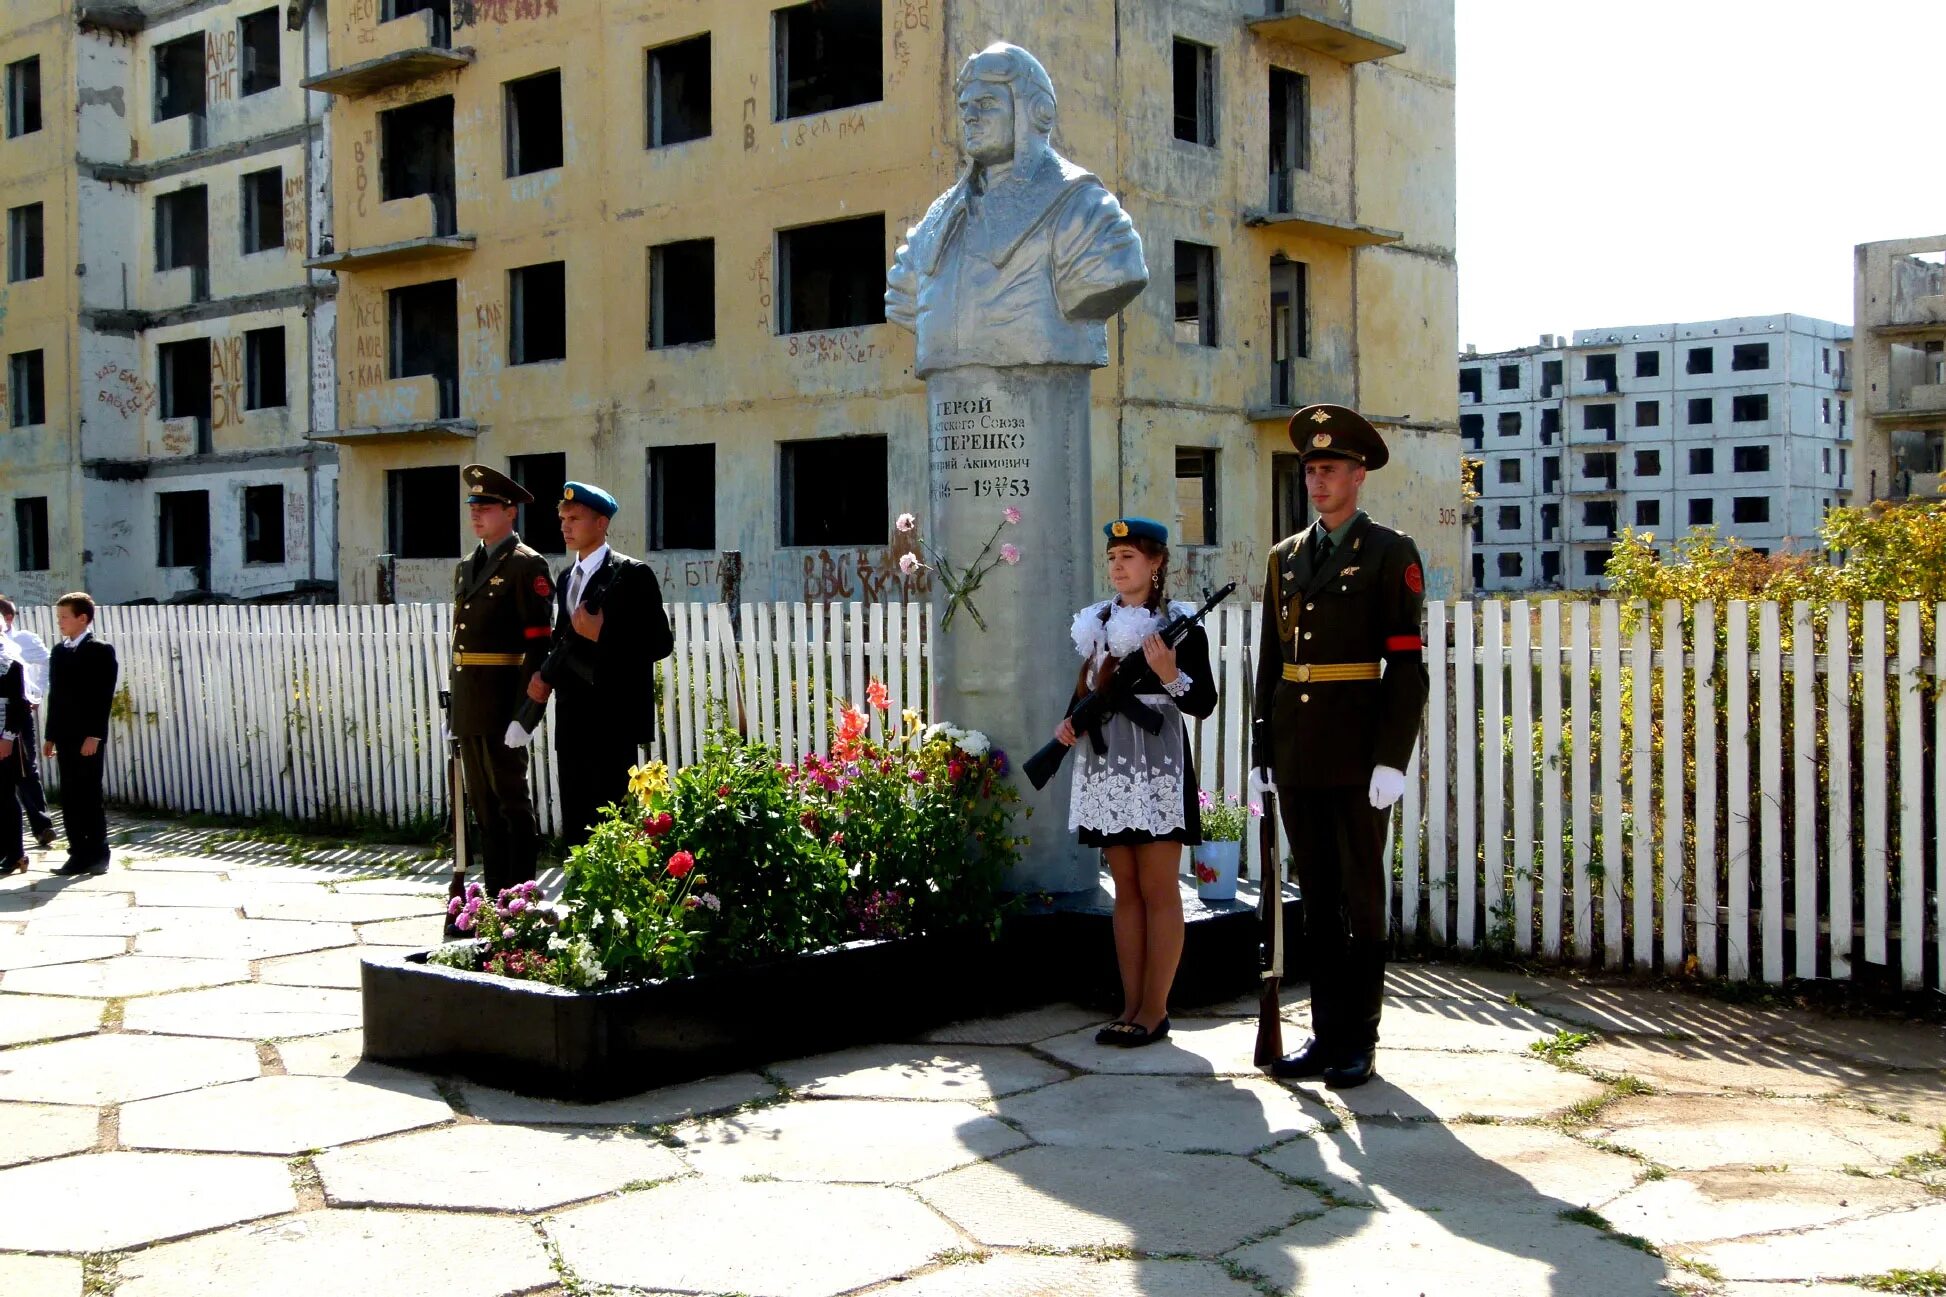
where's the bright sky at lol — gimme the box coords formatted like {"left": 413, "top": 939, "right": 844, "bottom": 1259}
{"left": 1456, "top": 0, "right": 1946, "bottom": 353}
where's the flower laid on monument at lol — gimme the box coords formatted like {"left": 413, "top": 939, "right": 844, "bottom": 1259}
{"left": 896, "top": 506, "right": 1025, "bottom": 632}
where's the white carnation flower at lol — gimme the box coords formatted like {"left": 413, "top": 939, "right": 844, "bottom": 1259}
{"left": 955, "top": 729, "right": 990, "bottom": 757}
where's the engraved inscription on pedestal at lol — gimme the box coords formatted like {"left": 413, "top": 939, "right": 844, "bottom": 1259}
{"left": 930, "top": 396, "right": 1034, "bottom": 505}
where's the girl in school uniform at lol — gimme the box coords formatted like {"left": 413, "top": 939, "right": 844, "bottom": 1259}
{"left": 1053, "top": 517, "right": 1218, "bottom": 1047}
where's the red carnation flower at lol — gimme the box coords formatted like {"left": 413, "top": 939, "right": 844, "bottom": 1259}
{"left": 666, "top": 850, "right": 696, "bottom": 878}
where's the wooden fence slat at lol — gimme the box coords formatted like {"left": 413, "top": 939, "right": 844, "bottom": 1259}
{"left": 1480, "top": 602, "right": 1504, "bottom": 942}
{"left": 1693, "top": 601, "right": 1717, "bottom": 977}
{"left": 1538, "top": 602, "right": 1562, "bottom": 958}
{"left": 1426, "top": 601, "right": 1449, "bottom": 946}
{"left": 1599, "top": 600, "right": 1623, "bottom": 969}
{"left": 1661, "top": 600, "right": 1685, "bottom": 972}
{"left": 1790, "top": 602, "right": 1818, "bottom": 980}
{"left": 1568, "top": 601, "right": 1591, "bottom": 961}
{"left": 904, "top": 602, "right": 923, "bottom": 729}
{"left": 809, "top": 602, "right": 829, "bottom": 754}
{"left": 1826, "top": 603, "right": 1852, "bottom": 980}
{"left": 1454, "top": 603, "right": 1476, "bottom": 950}
{"left": 1758, "top": 601, "right": 1784, "bottom": 984}
{"left": 1725, "top": 600, "right": 1751, "bottom": 980}
{"left": 1861, "top": 601, "right": 1888, "bottom": 967}
{"left": 1896, "top": 602, "right": 1924, "bottom": 989}
{"left": 1510, "top": 599, "right": 1534, "bottom": 954}
{"left": 1936, "top": 603, "right": 1945, "bottom": 991}
{"left": 1630, "top": 609, "right": 1654, "bottom": 969}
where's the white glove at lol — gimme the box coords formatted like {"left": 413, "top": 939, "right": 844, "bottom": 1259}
{"left": 1368, "top": 765, "right": 1406, "bottom": 809}
{"left": 1249, "top": 767, "right": 1276, "bottom": 794}
{"left": 503, "top": 720, "right": 534, "bottom": 749}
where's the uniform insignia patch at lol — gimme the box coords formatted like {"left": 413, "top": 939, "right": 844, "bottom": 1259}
{"left": 1312, "top": 432, "right": 1333, "bottom": 449}
{"left": 535, "top": 576, "right": 553, "bottom": 597}
{"left": 1404, "top": 563, "right": 1424, "bottom": 595}
{"left": 468, "top": 467, "right": 483, "bottom": 482}
{"left": 1340, "top": 566, "right": 1360, "bottom": 577}
{"left": 489, "top": 576, "right": 504, "bottom": 586}
{"left": 1309, "top": 408, "right": 1332, "bottom": 424}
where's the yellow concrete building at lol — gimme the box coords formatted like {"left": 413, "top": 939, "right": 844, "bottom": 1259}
{"left": 0, "top": 0, "right": 337, "bottom": 605}
{"left": 310, "top": 0, "right": 1462, "bottom": 604}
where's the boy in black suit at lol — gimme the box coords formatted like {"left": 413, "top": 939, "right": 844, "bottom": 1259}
{"left": 43, "top": 592, "right": 119, "bottom": 875}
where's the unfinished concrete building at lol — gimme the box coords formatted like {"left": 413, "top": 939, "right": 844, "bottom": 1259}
{"left": 1855, "top": 235, "right": 1946, "bottom": 502}
{"left": 0, "top": 0, "right": 337, "bottom": 605}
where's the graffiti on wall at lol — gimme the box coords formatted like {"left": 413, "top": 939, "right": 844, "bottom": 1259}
{"left": 282, "top": 173, "right": 306, "bottom": 251}
{"left": 94, "top": 363, "right": 157, "bottom": 419}
{"left": 748, "top": 247, "right": 772, "bottom": 332}
{"left": 800, "top": 546, "right": 932, "bottom": 603}
{"left": 205, "top": 28, "right": 237, "bottom": 105}
{"left": 210, "top": 335, "right": 244, "bottom": 431}
{"left": 457, "top": 0, "right": 560, "bottom": 24}
{"left": 785, "top": 330, "right": 877, "bottom": 365}
{"left": 348, "top": 295, "right": 385, "bottom": 390}
{"left": 351, "top": 129, "right": 374, "bottom": 217}
{"left": 890, "top": 0, "right": 932, "bottom": 87}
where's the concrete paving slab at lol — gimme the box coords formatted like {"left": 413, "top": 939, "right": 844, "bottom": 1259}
{"left": 1586, "top": 1095, "right": 1939, "bottom": 1171}
{"left": 1575, "top": 1038, "right": 1868, "bottom": 1096}
{"left": 109, "top": 855, "right": 234, "bottom": 873}
{"left": 1836, "top": 1070, "right": 1946, "bottom": 1128}
{"left": 917, "top": 1144, "right": 1305, "bottom": 1254}
{"left": 0, "top": 955, "right": 251, "bottom": 998}
{"left": 0, "top": 1032, "right": 262, "bottom": 1103}
{"left": 998, "top": 1073, "right": 1326, "bottom": 1154}
{"left": 317, "top": 1122, "right": 684, "bottom": 1210}
{"left": 1376, "top": 996, "right": 1567, "bottom": 1053}
{"left": 1601, "top": 1167, "right": 1936, "bottom": 1246}
{"left": 242, "top": 893, "right": 446, "bottom": 925}
{"left": 0, "top": 995, "right": 101, "bottom": 1047}
{"left": 19, "top": 906, "right": 239, "bottom": 937}
{"left": 889, "top": 1254, "right": 1260, "bottom": 1296}
{"left": 1385, "top": 964, "right": 1579, "bottom": 1001}
{"left": 353, "top": 915, "right": 444, "bottom": 945}
{"left": 329, "top": 877, "right": 450, "bottom": 896}
{"left": 1719, "top": 1284, "right": 1881, "bottom": 1297}
{"left": 1293, "top": 1048, "right": 1606, "bottom": 1122}
{"left": 113, "top": 1208, "right": 558, "bottom": 1297}
{"left": 0, "top": 1103, "right": 100, "bottom": 1169}
{"left": 119, "top": 1073, "right": 452, "bottom": 1154}
{"left": 0, "top": 934, "right": 126, "bottom": 970}
{"left": 458, "top": 1070, "right": 774, "bottom": 1126}
{"left": 674, "top": 1097, "right": 1027, "bottom": 1183}
{"left": 128, "top": 879, "right": 326, "bottom": 909}
{"left": 1782, "top": 1016, "right": 1946, "bottom": 1071}
{"left": 1227, "top": 1200, "right": 1672, "bottom": 1296}
{"left": 0, "top": 889, "right": 132, "bottom": 915}
{"left": 1528, "top": 984, "right": 1803, "bottom": 1042}
{"left": 0, "top": 1253, "right": 82, "bottom": 1297}
{"left": 135, "top": 918, "right": 357, "bottom": 960}
{"left": 919, "top": 1002, "right": 1110, "bottom": 1045}
{"left": 1682, "top": 1201, "right": 1946, "bottom": 1281}
{"left": 272, "top": 1028, "right": 364, "bottom": 1076}
{"left": 772, "top": 1044, "right": 1068, "bottom": 1101}
{"left": 1196, "top": 984, "right": 1316, "bottom": 1019}
{"left": 256, "top": 945, "right": 420, "bottom": 989}
{"left": 0, "top": 1151, "right": 296, "bottom": 1252}
{"left": 550, "top": 1179, "right": 962, "bottom": 1297}
{"left": 1036, "top": 1017, "right": 1268, "bottom": 1075}
{"left": 123, "top": 982, "right": 362, "bottom": 1039}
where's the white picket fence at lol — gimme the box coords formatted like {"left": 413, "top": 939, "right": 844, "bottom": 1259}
{"left": 16, "top": 597, "right": 1941, "bottom": 990}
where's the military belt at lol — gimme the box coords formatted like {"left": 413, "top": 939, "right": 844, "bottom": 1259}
{"left": 1281, "top": 661, "right": 1381, "bottom": 683}
{"left": 454, "top": 652, "right": 524, "bottom": 667}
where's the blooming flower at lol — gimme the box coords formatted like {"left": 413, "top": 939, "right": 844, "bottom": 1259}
{"left": 909, "top": 769, "right": 926, "bottom": 783}
{"left": 643, "top": 811, "right": 675, "bottom": 838}
{"left": 999, "top": 543, "right": 1020, "bottom": 565}
{"left": 699, "top": 892, "right": 721, "bottom": 911}
{"left": 955, "top": 729, "right": 990, "bottom": 757}
{"left": 612, "top": 910, "right": 629, "bottom": 932}
{"left": 900, "top": 707, "right": 920, "bottom": 735}
{"left": 667, "top": 850, "right": 696, "bottom": 879}
{"left": 837, "top": 706, "right": 868, "bottom": 743}
{"left": 1003, "top": 506, "right": 1021, "bottom": 525}
{"left": 898, "top": 552, "right": 921, "bottom": 575}
{"left": 866, "top": 679, "right": 890, "bottom": 711}
{"left": 508, "top": 897, "right": 528, "bottom": 915}
{"left": 896, "top": 511, "right": 917, "bottom": 533}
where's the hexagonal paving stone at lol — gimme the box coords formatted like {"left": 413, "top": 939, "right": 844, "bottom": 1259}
{"left": 256, "top": 945, "right": 420, "bottom": 990}
{"left": 113, "top": 1208, "right": 557, "bottom": 1297}
{"left": 0, "top": 1032, "right": 262, "bottom": 1104}
{"left": 1385, "top": 964, "right": 1577, "bottom": 1001}
{"left": 242, "top": 893, "right": 445, "bottom": 925}
{"left": 0, "top": 955, "right": 252, "bottom": 999}
{"left": 22, "top": 906, "right": 239, "bottom": 937}
{"left": 1037, "top": 1017, "right": 1266, "bottom": 1075}
{"left": 1528, "top": 984, "right": 1803, "bottom": 1043}
{"left": 123, "top": 983, "right": 361, "bottom": 1039}
{"left": 892, "top": 1254, "right": 1259, "bottom": 1296}
{"left": 675, "top": 1097, "right": 1026, "bottom": 1183}
{"left": 0, "top": 1103, "right": 100, "bottom": 1169}
{"left": 1293, "top": 1049, "right": 1605, "bottom": 1122}
{"left": 998, "top": 1074, "right": 1326, "bottom": 1154}
{"left": 0, "top": 934, "right": 126, "bottom": 971}
{"left": 457, "top": 1070, "right": 774, "bottom": 1125}
{"left": 772, "top": 1044, "right": 1067, "bottom": 1101}
{"left": 351, "top": 915, "right": 444, "bottom": 946}
{"left": 135, "top": 918, "right": 356, "bottom": 960}
{"left": 1575, "top": 1037, "right": 1869, "bottom": 1096}
{"left": 120, "top": 1074, "right": 452, "bottom": 1155}
{"left": 1602, "top": 1167, "right": 1935, "bottom": 1247}
{"left": 0, "top": 1151, "right": 295, "bottom": 1252}
{"left": 1782, "top": 1016, "right": 1946, "bottom": 1072}
{"left": 1227, "top": 1200, "right": 1672, "bottom": 1295}
{"left": 920, "top": 1002, "right": 1110, "bottom": 1045}
{"left": 1376, "top": 996, "right": 1572, "bottom": 1053}
{"left": 1585, "top": 1095, "right": 1938, "bottom": 1171}
{"left": 318, "top": 1122, "right": 684, "bottom": 1210}
{"left": 551, "top": 1179, "right": 961, "bottom": 1297}
{"left": 1680, "top": 1199, "right": 1946, "bottom": 1282}
{"left": 918, "top": 1144, "right": 1306, "bottom": 1254}
{"left": 0, "top": 995, "right": 101, "bottom": 1047}
{"left": 1257, "top": 1121, "right": 1642, "bottom": 1215}
{"left": 0, "top": 1252, "right": 82, "bottom": 1297}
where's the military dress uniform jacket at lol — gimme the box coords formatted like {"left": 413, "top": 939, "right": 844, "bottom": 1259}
{"left": 1251, "top": 514, "right": 1429, "bottom": 788}
{"left": 450, "top": 538, "right": 554, "bottom": 737}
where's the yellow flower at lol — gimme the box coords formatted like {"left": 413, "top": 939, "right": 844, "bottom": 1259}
{"left": 626, "top": 762, "right": 670, "bottom": 801}
{"left": 901, "top": 707, "right": 920, "bottom": 733}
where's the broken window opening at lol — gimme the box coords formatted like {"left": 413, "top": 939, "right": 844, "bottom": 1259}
{"left": 1540, "top": 407, "right": 1561, "bottom": 438}
{"left": 1174, "top": 448, "right": 1217, "bottom": 545}
{"left": 1583, "top": 353, "right": 1616, "bottom": 386}
{"left": 1634, "top": 399, "right": 1659, "bottom": 428}
{"left": 243, "top": 484, "right": 285, "bottom": 565}
{"left": 1732, "top": 496, "right": 1769, "bottom": 524}
{"left": 1496, "top": 505, "right": 1520, "bottom": 530}
{"left": 509, "top": 261, "right": 566, "bottom": 365}
{"left": 1496, "top": 552, "right": 1522, "bottom": 578}
{"left": 777, "top": 214, "right": 884, "bottom": 334}
{"left": 1635, "top": 499, "right": 1660, "bottom": 527}
{"left": 157, "top": 490, "right": 211, "bottom": 570}
{"left": 1459, "top": 367, "right": 1481, "bottom": 399}
{"left": 1271, "top": 453, "right": 1309, "bottom": 539}
{"left": 1471, "top": 552, "right": 1484, "bottom": 588}
{"left": 244, "top": 326, "right": 286, "bottom": 410}
{"left": 388, "top": 278, "right": 460, "bottom": 418}
{"left": 1732, "top": 444, "right": 1770, "bottom": 473}
{"left": 158, "top": 338, "right": 213, "bottom": 452}
{"left": 505, "top": 69, "right": 564, "bottom": 177}
{"left": 240, "top": 168, "right": 284, "bottom": 255}
{"left": 1541, "top": 457, "right": 1560, "bottom": 493}
{"left": 1540, "top": 550, "right": 1560, "bottom": 582}
{"left": 1267, "top": 67, "right": 1307, "bottom": 209}
{"left": 1732, "top": 394, "right": 1769, "bottom": 423}
{"left": 1172, "top": 38, "right": 1216, "bottom": 146}
{"left": 1269, "top": 257, "right": 1307, "bottom": 405}
{"left": 649, "top": 239, "right": 716, "bottom": 349}
{"left": 240, "top": 8, "right": 281, "bottom": 96}
{"left": 508, "top": 452, "right": 566, "bottom": 554}
{"left": 1582, "top": 404, "right": 1616, "bottom": 436}
{"left": 1498, "top": 364, "right": 1519, "bottom": 390}
{"left": 1635, "top": 351, "right": 1659, "bottom": 378}
{"left": 5, "top": 57, "right": 40, "bottom": 138}
{"left": 648, "top": 34, "right": 711, "bottom": 148}
{"left": 7, "top": 350, "right": 45, "bottom": 428}
{"left": 1686, "top": 346, "right": 1713, "bottom": 375}
{"left": 153, "top": 35, "right": 205, "bottom": 124}
{"left": 155, "top": 186, "right": 210, "bottom": 299}
{"left": 1459, "top": 414, "right": 1482, "bottom": 446}
{"left": 780, "top": 435, "right": 887, "bottom": 547}
{"left": 1582, "top": 451, "right": 1616, "bottom": 482}
{"left": 1583, "top": 500, "right": 1617, "bottom": 532}
{"left": 774, "top": 0, "right": 881, "bottom": 121}
{"left": 1174, "top": 242, "right": 1217, "bottom": 347}
{"left": 1687, "top": 397, "right": 1713, "bottom": 425}
{"left": 6, "top": 203, "right": 43, "bottom": 282}
{"left": 1497, "top": 459, "right": 1520, "bottom": 485}
{"left": 14, "top": 497, "right": 47, "bottom": 572}
{"left": 1497, "top": 411, "right": 1520, "bottom": 436}
{"left": 1540, "top": 359, "right": 1562, "bottom": 390}
{"left": 1730, "top": 342, "right": 1769, "bottom": 371}
{"left": 1582, "top": 549, "right": 1608, "bottom": 578}
{"left": 1634, "top": 449, "right": 1661, "bottom": 477}
{"left": 1688, "top": 447, "right": 1714, "bottom": 475}
{"left": 649, "top": 444, "right": 716, "bottom": 550}
{"left": 384, "top": 0, "right": 453, "bottom": 45}
{"left": 1688, "top": 497, "right": 1713, "bottom": 525}
{"left": 380, "top": 96, "right": 457, "bottom": 235}
{"left": 1540, "top": 501, "right": 1560, "bottom": 537}
{"left": 387, "top": 465, "right": 461, "bottom": 559}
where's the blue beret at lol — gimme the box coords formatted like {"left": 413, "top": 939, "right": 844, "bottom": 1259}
{"left": 560, "top": 481, "right": 618, "bottom": 518}
{"left": 1103, "top": 517, "right": 1168, "bottom": 546}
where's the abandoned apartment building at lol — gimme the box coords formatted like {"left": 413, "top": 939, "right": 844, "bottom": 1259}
{"left": 0, "top": 0, "right": 338, "bottom": 605}
{"left": 306, "top": 0, "right": 1459, "bottom": 606}
{"left": 1854, "top": 234, "right": 1946, "bottom": 504}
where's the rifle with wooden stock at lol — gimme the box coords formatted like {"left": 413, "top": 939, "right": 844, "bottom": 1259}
{"left": 439, "top": 689, "right": 468, "bottom": 940}
{"left": 1253, "top": 786, "right": 1284, "bottom": 1066}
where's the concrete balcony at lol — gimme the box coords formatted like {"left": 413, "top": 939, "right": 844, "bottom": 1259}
{"left": 1241, "top": 207, "right": 1401, "bottom": 247}
{"left": 305, "top": 10, "right": 472, "bottom": 98}
{"left": 1245, "top": 2, "right": 1404, "bottom": 63}
{"left": 311, "top": 417, "right": 477, "bottom": 447}
{"left": 314, "top": 376, "right": 470, "bottom": 445}
{"left": 307, "top": 194, "right": 473, "bottom": 272}
{"left": 1869, "top": 385, "right": 1946, "bottom": 429}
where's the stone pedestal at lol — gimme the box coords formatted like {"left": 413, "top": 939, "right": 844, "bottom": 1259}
{"left": 926, "top": 365, "right": 1096, "bottom": 894}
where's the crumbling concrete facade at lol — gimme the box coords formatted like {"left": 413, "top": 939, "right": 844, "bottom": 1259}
{"left": 1854, "top": 234, "right": 1946, "bottom": 503}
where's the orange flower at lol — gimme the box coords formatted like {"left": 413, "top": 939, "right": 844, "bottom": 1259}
{"left": 837, "top": 706, "right": 868, "bottom": 742}
{"left": 866, "top": 679, "right": 890, "bottom": 711}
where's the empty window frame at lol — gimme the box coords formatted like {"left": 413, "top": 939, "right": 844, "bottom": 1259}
{"left": 386, "top": 465, "right": 461, "bottom": 559}
{"left": 774, "top": 0, "right": 881, "bottom": 121}
{"left": 1687, "top": 397, "right": 1713, "bottom": 424}
{"left": 1496, "top": 505, "right": 1521, "bottom": 530}
{"left": 1635, "top": 499, "right": 1660, "bottom": 527}
{"left": 1460, "top": 414, "right": 1483, "bottom": 445}
{"left": 1497, "top": 411, "right": 1521, "bottom": 436}
{"left": 1540, "top": 501, "right": 1560, "bottom": 532}
{"left": 1732, "top": 444, "right": 1770, "bottom": 473}
{"left": 1635, "top": 350, "right": 1659, "bottom": 378}
{"left": 1582, "top": 404, "right": 1617, "bottom": 435}
{"left": 1497, "top": 458, "right": 1520, "bottom": 484}
{"left": 244, "top": 326, "right": 286, "bottom": 409}
{"left": 1581, "top": 549, "right": 1608, "bottom": 577}
{"left": 777, "top": 214, "right": 884, "bottom": 333}
{"left": 1689, "top": 447, "right": 1714, "bottom": 474}
{"left": 1174, "top": 448, "right": 1217, "bottom": 545}
{"left": 508, "top": 452, "right": 566, "bottom": 554}
{"left": 1688, "top": 497, "right": 1713, "bottom": 525}
{"left": 158, "top": 338, "right": 213, "bottom": 451}
{"left": 1459, "top": 367, "right": 1481, "bottom": 399}
{"left": 1173, "top": 38, "right": 1216, "bottom": 146}
{"left": 1730, "top": 342, "right": 1769, "bottom": 371}
{"left": 1540, "top": 457, "right": 1560, "bottom": 491}
{"left": 240, "top": 167, "right": 284, "bottom": 255}
{"left": 780, "top": 435, "right": 887, "bottom": 547}
{"left": 157, "top": 490, "right": 211, "bottom": 569}
{"left": 1268, "top": 257, "right": 1307, "bottom": 405}
{"left": 1583, "top": 500, "right": 1617, "bottom": 530}
{"left": 379, "top": 96, "right": 456, "bottom": 231}
{"left": 1686, "top": 346, "right": 1713, "bottom": 375}
{"left": 1498, "top": 364, "right": 1519, "bottom": 390}
{"left": 648, "top": 444, "right": 716, "bottom": 550}
{"left": 1635, "top": 400, "right": 1659, "bottom": 428}
{"left": 1822, "top": 447, "right": 1832, "bottom": 474}
{"left": 1582, "top": 451, "right": 1616, "bottom": 480}
{"left": 1541, "top": 550, "right": 1561, "bottom": 581}
{"left": 1267, "top": 67, "right": 1307, "bottom": 209}
{"left": 243, "top": 484, "right": 285, "bottom": 564}
{"left": 1821, "top": 397, "right": 1831, "bottom": 425}
{"left": 155, "top": 186, "right": 209, "bottom": 273}
{"left": 1497, "top": 552, "right": 1522, "bottom": 578}
{"left": 7, "top": 350, "right": 45, "bottom": 428}
{"left": 509, "top": 262, "right": 566, "bottom": 365}
{"left": 1732, "top": 496, "right": 1769, "bottom": 524}
{"left": 1584, "top": 353, "right": 1617, "bottom": 384}
{"left": 5, "top": 57, "right": 40, "bottom": 138}
{"left": 647, "top": 34, "right": 711, "bottom": 147}
{"left": 1541, "top": 359, "right": 1563, "bottom": 389}
{"left": 153, "top": 35, "right": 205, "bottom": 122}
{"left": 1732, "top": 393, "right": 1769, "bottom": 422}
{"left": 1634, "top": 449, "right": 1661, "bottom": 477}
{"left": 6, "top": 203, "right": 42, "bottom": 282}
{"left": 1540, "top": 407, "right": 1561, "bottom": 436}
{"left": 13, "top": 497, "right": 47, "bottom": 571}
{"left": 240, "top": 7, "right": 282, "bottom": 96}
{"left": 388, "top": 278, "right": 460, "bottom": 418}
{"left": 1472, "top": 552, "right": 1484, "bottom": 588}
{"left": 505, "top": 70, "right": 564, "bottom": 176}
{"left": 649, "top": 239, "right": 715, "bottom": 348}
{"left": 1174, "top": 242, "right": 1217, "bottom": 347}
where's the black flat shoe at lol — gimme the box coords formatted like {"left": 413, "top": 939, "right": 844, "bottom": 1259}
{"left": 1268, "top": 1039, "right": 1333, "bottom": 1079}
{"left": 1323, "top": 1051, "right": 1376, "bottom": 1089}
{"left": 1115, "top": 1017, "right": 1170, "bottom": 1048}
{"left": 33, "top": 830, "right": 56, "bottom": 849}
{"left": 1094, "top": 1021, "right": 1136, "bottom": 1046}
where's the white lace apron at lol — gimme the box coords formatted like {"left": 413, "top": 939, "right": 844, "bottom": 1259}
{"left": 1067, "top": 690, "right": 1188, "bottom": 835}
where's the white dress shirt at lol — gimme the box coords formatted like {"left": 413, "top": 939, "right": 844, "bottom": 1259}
{"left": 6, "top": 625, "right": 49, "bottom": 705}
{"left": 566, "top": 544, "right": 610, "bottom": 612}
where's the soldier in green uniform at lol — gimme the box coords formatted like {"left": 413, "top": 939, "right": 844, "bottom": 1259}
{"left": 1252, "top": 405, "right": 1429, "bottom": 1089}
{"left": 451, "top": 464, "right": 555, "bottom": 894}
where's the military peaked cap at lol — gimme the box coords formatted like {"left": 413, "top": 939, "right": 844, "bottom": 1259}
{"left": 1288, "top": 404, "right": 1390, "bottom": 471}
{"left": 463, "top": 464, "right": 533, "bottom": 506}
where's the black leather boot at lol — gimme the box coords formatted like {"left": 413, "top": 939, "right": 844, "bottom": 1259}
{"left": 1323, "top": 944, "right": 1386, "bottom": 1089}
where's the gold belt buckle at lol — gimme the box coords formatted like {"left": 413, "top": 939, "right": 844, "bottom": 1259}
{"left": 1293, "top": 663, "right": 1310, "bottom": 683}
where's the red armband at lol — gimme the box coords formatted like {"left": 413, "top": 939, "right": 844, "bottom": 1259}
{"left": 524, "top": 626, "right": 552, "bottom": 639}
{"left": 1385, "top": 634, "right": 1423, "bottom": 653}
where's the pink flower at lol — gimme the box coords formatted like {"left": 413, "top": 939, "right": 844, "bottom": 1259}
{"left": 898, "top": 552, "right": 921, "bottom": 575}
{"left": 837, "top": 707, "right": 868, "bottom": 743}
{"left": 999, "top": 543, "right": 1020, "bottom": 565}
{"left": 896, "top": 512, "right": 917, "bottom": 533}
{"left": 866, "top": 679, "right": 890, "bottom": 711}
{"left": 667, "top": 850, "right": 696, "bottom": 879}
{"left": 1003, "top": 506, "right": 1021, "bottom": 525}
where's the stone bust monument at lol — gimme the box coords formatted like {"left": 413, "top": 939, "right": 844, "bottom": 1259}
{"left": 886, "top": 43, "right": 1149, "bottom": 377}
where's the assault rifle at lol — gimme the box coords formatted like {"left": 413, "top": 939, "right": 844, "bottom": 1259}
{"left": 1022, "top": 582, "right": 1236, "bottom": 791}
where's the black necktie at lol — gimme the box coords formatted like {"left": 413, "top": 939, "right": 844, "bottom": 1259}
{"left": 1316, "top": 532, "right": 1334, "bottom": 566}
{"left": 470, "top": 546, "right": 487, "bottom": 577}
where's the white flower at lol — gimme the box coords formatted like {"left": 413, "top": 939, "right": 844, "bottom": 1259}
{"left": 896, "top": 511, "right": 917, "bottom": 533}
{"left": 588, "top": 909, "right": 604, "bottom": 929}
{"left": 612, "top": 910, "right": 629, "bottom": 933}
{"left": 546, "top": 934, "right": 568, "bottom": 953}
{"left": 898, "top": 552, "right": 921, "bottom": 575}
{"left": 920, "top": 722, "right": 950, "bottom": 743}
{"left": 955, "top": 730, "right": 990, "bottom": 757}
